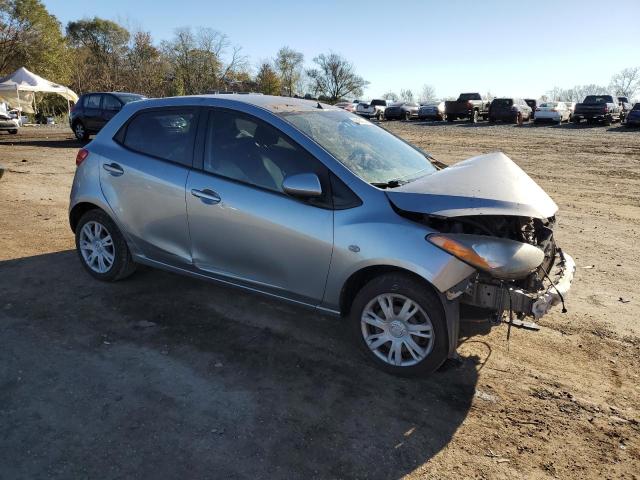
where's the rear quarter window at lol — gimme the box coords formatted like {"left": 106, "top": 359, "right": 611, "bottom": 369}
{"left": 118, "top": 108, "right": 198, "bottom": 167}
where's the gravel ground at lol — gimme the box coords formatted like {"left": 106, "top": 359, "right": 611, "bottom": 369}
{"left": 0, "top": 123, "right": 638, "bottom": 479}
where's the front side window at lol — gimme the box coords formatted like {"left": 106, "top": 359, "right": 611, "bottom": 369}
{"left": 121, "top": 109, "right": 196, "bottom": 166}
{"left": 281, "top": 109, "right": 436, "bottom": 185}
{"left": 204, "top": 109, "right": 328, "bottom": 196}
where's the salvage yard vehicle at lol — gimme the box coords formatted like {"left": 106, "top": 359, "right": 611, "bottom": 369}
{"left": 0, "top": 114, "right": 19, "bottom": 134}
{"left": 356, "top": 99, "right": 389, "bottom": 120}
{"left": 70, "top": 92, "right": 146, "bottom": 141}
{"left": 624, "top": 103, "right": 640, "bottom": 127}
{"left": 572, "top": 94, "right": 621, "bottom": 125}
{"left": 533, "top": 102, "right": 571, "bottom": 124}
{"left": 445, "top": 93, "right": 489, "bottom": 123}
{"left": 418, "top": 102, "right": 446, "bottom": 121}
{"left": 383, "top": 101, "right": 420, "bottom": 120}
{"left": 525, "top": 99, "right": 537, "bottom": 119}
{"left": 69, "top": 95, "right": 575, "bottom": 376}
{"left": 0, "top": 101, "right": 19, "bottom": 134}
{"left": 618, "top": 96, "right": 632, "bottom": 123}
{"left": 488, "top": 97, "right": 533, "bottom": 123}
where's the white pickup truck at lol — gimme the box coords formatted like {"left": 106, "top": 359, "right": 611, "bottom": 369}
{"left": 356, "top": 99, "right": 389, "bottom": 120}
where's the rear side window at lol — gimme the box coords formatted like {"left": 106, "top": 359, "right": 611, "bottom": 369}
{"left": 102, "top": 95, "right": 121, "bottom": 111}
{"left": 84, "top": 94, "right": 101, "bottom": 109}
{"left": 120, "top": 109, "right": 197, "bottom": 166}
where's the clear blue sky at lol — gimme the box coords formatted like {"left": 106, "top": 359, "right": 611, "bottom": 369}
{"left": 43, "top": 0, "right": 640, "bottom": 99}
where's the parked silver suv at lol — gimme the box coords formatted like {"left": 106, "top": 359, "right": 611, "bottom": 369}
{"left": 69, "top": 95, "right": 575, "bottom": 376}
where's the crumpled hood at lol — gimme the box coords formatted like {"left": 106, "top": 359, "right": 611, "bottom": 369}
{"left": 386, "top": 152, "right": 558, "bottom": 219}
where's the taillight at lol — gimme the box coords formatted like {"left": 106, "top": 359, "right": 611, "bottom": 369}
{"left": 467, "top": 101, "right": 473, "bottom": 108}
{"left": 551, "top": 108, "right": 557, "bottom": 112}
{"left": 603, "top": 105, "right": 609, "bottom": 113}
{"left": 75, "top": 148, "right": 89, "bottom": 166}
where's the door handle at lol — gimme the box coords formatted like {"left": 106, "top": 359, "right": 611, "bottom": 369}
{"left": 103, "top": 163, "right": 124, "bottom": 176}
{"left": 191, "top": 188, "right": 221, "bottom": 204}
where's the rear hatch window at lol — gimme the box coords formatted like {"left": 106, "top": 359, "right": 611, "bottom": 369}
{"left": 583, "top": 95, "right": 614, "bottom": 104}
{"left": 492, "top": 99, "right": 513, "bottom": 108}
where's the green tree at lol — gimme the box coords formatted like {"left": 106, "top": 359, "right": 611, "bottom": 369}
{"left": 255, "top": 61, "right": 280, "bottom": 95}
{"left": 275, "top": 46, "right": 303, "bottom": 97}
{"left": 0, "top": 0, "right": 69, "bottom": 81}
{"left": 66, "top": 17, "right": 130, "bottom": 91}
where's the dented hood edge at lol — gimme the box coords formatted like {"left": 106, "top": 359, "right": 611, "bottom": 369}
{"left": 385, "top": 151, "right": 558, "bottom": 219}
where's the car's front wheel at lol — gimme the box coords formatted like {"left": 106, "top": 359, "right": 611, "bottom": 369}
{"left": 75, "top": 209, "right": 136, "bottom": 281}
{"left": 349, "top": 273, "right": 448, "bottom": 377}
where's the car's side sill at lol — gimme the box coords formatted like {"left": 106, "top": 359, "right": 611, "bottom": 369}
{"left": 133, "top": 256, "right": 341, "bottom": 317}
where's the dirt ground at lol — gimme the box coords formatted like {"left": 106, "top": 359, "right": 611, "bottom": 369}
{"left": 0, "top": 122, "right": 638, "bottom": 479}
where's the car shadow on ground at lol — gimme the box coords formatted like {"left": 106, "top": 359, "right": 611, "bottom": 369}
{"left": 0, "top": 250, "right": 480, "bottom": 480}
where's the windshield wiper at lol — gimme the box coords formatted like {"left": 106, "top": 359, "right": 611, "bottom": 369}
{"left": 371, "top": 179, "right": 408, "bottom": 189}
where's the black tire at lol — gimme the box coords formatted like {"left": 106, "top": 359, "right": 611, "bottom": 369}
{"left": 73, "top": 121, "right": 89, "bottom": 141}
{"left": 470, "top": 109, "right": 478, "bottom": 123}
{"left": 404, "top": 111, "right": 411, "bottom": 121}
{"left": 604, "top": 116, "right": 612, "bottom": 126}
{"left": 75, "top": 209, "right": 136, "bottom": 282}
{"left": 447, "top": 115, "right": 455, "bottom": 122}
{"left": 349, "top": 273, "right": 448, "bottom": 377}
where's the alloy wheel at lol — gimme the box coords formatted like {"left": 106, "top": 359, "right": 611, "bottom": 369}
{"left": 360, "top": 293, "right": 434, "bottom": 367}
{"left": 79, "top": 221, "right": 115, "bottom": 273}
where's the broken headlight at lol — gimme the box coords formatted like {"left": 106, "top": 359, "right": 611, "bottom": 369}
{"left": 427, "top": 233, "right": 545, "bottom": 280}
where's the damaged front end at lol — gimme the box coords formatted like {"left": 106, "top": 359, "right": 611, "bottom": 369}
{"left": 423, "top": 214, "right": 575, "bottom": 322}
{"left": 384, "top": 152, "right": 577, "bottom": 325}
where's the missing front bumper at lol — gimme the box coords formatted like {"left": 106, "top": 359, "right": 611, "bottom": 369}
{"left": 456, "top": 250, "right": 576, "bottom": 320}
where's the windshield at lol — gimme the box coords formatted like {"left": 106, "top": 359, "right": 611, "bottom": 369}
{"left": 492, "top": 99, "right": 513, "bottom": 107}
{"left": 583, "top": 95, "right": 613, "bottom": 104}
{"left": 280, "top": 110, "right": 436, "bottom": 184}
{"left": 458, "top": 93, "right": 481, "bottom": 101}
{"left": 115, "top": 93, "right": 146, "bottom": 104}
{"left": 371, "top": 99, "right": 386, "bottom": 106}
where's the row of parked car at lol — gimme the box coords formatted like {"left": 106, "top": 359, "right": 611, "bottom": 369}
{"left": 337, "top": 93, "right": 640, "bottom": 127}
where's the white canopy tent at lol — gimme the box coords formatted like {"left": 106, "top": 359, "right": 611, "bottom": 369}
{"left": 0, "top": 67, "right": 78, "bottom": 114}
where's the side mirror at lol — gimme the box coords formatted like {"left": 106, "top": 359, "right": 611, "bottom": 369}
{"left": 282, "top": 173, "right": 323, "bottom": 198}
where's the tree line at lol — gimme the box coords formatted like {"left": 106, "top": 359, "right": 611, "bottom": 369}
{"left": 0, "top": 0, "right": 368, "bottom": 113}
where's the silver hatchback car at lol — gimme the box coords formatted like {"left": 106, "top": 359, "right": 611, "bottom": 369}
{"left": 69, "top": 95, "right": 575, "bottom": 376}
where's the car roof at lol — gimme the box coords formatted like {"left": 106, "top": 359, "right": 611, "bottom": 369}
{"left": 123, "top": 94, "right": 339, "bottom": 114}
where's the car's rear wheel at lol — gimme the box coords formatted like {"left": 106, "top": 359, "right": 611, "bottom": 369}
{"left": 73, "top": 121, "right": 88, "bottom": 141}
{"left": 404, "top": 111, "right": 411, "bottom": 121}
{"left": 470, "top": 110, "right": 478, "bottom": 123}
{"left": 349, "top": 273, "right": 448, "bottom": 377}
{"left": 447, "top": 115, "right": 454, "bottom": 122}
{"left": 75, "top": 209, "right": 136, "bottom": 281}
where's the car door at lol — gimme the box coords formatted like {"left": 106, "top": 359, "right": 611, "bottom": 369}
{"left": 83, "top": 94, "right": 102, "bottom": 131}
{"left": 100, "top": 107, "right": 199, "bottom": 266}
{"left": 99, "top": 94, "right": 122, "bottom": 130}
{"left": 185, "top": 108, "right": 334, "bottom": 305}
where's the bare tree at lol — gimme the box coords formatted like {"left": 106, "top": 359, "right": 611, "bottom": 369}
{"left": 305, "top": 52, "right": 368, "bottom": 102}
{"left": 161, "top": 27, "right": 247, "bottom": 95}
{"left": 610, "top": 67, "right": 639, "bottom": 98}
{"left": 400, "top": 89, "right": 414, "bottom": 102}
{"left": 275, "top": 46, "right": 303, "bottom": 97}
{"left": 418, "top": 84, "right": 436, "bottom": 103}
{"left": 381, "top": 91, "right": 398, "bottom": 102}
